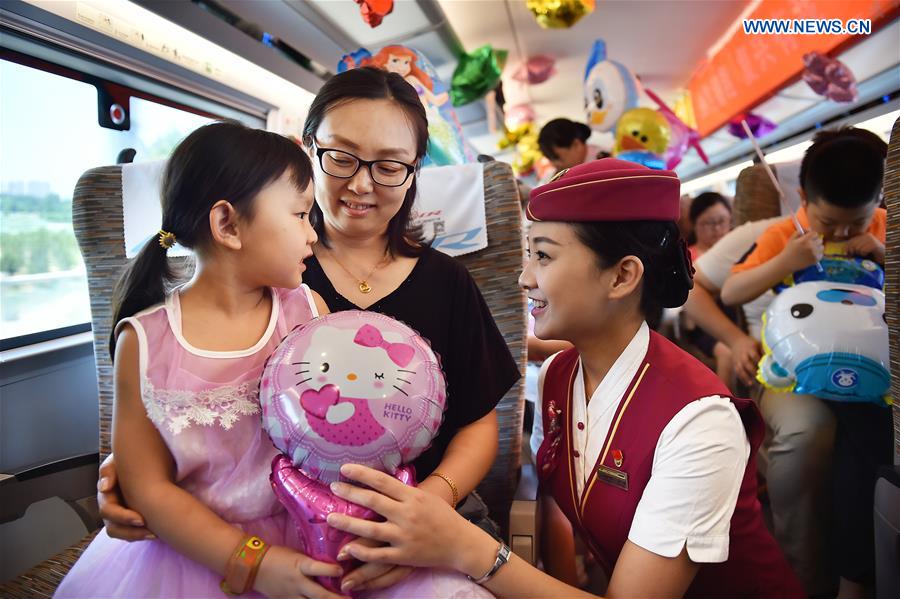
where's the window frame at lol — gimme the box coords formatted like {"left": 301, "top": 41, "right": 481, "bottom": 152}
{"left": 0, "top": 46, "right": 262, "bottom": 350}
{"left": 0, "top": 323, "right": 92, "bottom": 352}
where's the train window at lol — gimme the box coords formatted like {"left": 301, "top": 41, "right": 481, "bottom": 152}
{"left": 0, "top": 58, "right": 214, "bottom": 347}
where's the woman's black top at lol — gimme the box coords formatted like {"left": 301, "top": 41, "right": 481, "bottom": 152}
{"left": 304, "top": 247, "right": 521, "bottom": 479}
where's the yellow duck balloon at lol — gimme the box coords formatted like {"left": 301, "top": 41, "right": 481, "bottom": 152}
{"left": 614, "top": 108, "right": 671, "bottom": 156}
{"left": 497, "top": 123, "right": 543, "bottom": 176}
{"left": 513, "top": 133, "right": 542, "bottom": 176}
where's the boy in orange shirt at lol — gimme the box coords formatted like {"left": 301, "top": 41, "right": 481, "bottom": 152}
{"left": 723, "top": 128, "right": 885, "bottom": 306}
{"left": 722, "top": 126, "right": 888, "bottom": 599}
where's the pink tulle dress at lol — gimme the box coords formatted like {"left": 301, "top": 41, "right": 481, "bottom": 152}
{"left": 55, "top": 285, "right": 492, "bottom": 599}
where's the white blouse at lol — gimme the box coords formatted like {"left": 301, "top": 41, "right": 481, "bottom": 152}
{"left": 531, "top": 322, "right": 751, "bottom": 562}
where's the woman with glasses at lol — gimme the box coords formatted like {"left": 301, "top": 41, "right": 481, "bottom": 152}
{"left": 684, "top": 192, "right": 738, "bottom": 390}
{"left": 688, "top": 192, "right": 733, "bottom": 261}
{"left": 96, "top": 67, "right": 520, "bottom": 595}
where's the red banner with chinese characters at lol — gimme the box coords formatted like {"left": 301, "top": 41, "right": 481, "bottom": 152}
{"left": 688, "top": 0, "right": 900, "bottom": 137}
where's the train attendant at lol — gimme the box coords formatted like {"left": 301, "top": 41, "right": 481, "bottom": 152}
{"left": 324, "top": 159, "right": 804, "bottom": 598}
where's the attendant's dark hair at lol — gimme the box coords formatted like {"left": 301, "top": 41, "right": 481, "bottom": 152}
{"left": 799, "top": 126, "right": 887, "bottom": 208}
{"left": 571, "top": 221, "right": 693, "bottom": 317}
{"left": 302, "top": 67, "right": 428, "bottom": 257}
{"left": 689, "top": 191, "right": 731, "bottom": 224}
{"left": 110, "top": 120, "right": 313, "bottom": 357}
{"left": 538, "top": 118, "right": 591, "bottom": 159}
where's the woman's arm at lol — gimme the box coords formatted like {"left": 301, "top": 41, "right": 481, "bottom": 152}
{"left": 418, "top": 409, "right": 498, "bottom": 503}
{"left": 606, "top": 542, "right": 698, "bottom": 598}
{"left": 334, "top": 410, "right": 499, "bottom": 592}
{"left": 683, "top": 272, "right": 761, "bottom": 385}
{"left": 540, "top": 492, "right": 579, "bottom": 586}
{"left": 683, "top": 272, "right": 744, "bottom": 344}
{"left": 114, "top": 326, "right": 342, "bottom": 598}
{"left": 327, "top": 464, "right": 596, "bottom": 599}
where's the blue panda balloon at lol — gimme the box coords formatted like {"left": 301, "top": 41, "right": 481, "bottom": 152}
{"left": 758, "top": 281, "right": 890, "bottom": 406}
{"left": 583, "top": 39, "right": 641, "bottom": 133}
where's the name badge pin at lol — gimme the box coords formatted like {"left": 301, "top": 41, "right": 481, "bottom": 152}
{"left": 597, "top": 465, "right": 628, "bottom": 491}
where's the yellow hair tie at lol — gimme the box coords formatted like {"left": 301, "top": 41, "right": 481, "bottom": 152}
{"left": 158, "top": 230, "right": 176, "bottom": 250}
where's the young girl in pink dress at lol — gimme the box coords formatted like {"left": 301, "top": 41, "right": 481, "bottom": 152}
{"left": 55, "top": 121, "right": 343, "bottom": 598}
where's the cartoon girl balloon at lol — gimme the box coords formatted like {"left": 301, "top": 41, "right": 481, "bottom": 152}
{"left": 340, "top": 45, "right": 469, "bottom": 166}
{"left": 368, "top": 45, "right": 449, "bottom": 108}
{"left": 260, "top": 311, "right": 448, "bottom": 592}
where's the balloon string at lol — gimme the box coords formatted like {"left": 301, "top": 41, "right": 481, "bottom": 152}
{"left": 502, "top": 0, "right": 532, "bottom": 103}
{"left": 740, "top": 119, "right": 824, "bottom": 273}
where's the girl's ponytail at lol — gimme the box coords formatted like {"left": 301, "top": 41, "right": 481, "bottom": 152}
{"left": 109, "top": 232, "right": 180, "bottom": 358}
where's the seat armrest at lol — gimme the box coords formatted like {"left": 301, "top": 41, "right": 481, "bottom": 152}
{"left": 874, "top": 466, "right": 900, "bottom": 599}
{"left": 0, "top": 453, "right": 100, "bottom": 530}
{"left": 509, "top": 462, "right": 540, "bottom": 565}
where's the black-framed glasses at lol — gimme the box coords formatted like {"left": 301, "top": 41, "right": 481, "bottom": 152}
{"left": 313, "top": 143, "right": 416, "bottom": 187}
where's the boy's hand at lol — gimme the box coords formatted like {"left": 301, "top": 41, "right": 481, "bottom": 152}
{"left": 778, "top": 231, "right": 824, "bottom": 272}
{"left": 728, "top": 334, "right": 762, "bottom": 387}
{"left": 844, "top": 233, "right": 885, "bottom": 264}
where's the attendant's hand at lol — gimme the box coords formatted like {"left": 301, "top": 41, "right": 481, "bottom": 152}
{"left": 326, "top": 464, "right": 480, "bottom": 575}
{"left": 777, "top": 231, "right": 824, "bottom": 272}
{"left": 337, "top": 536, "right": 413, "bottom": 594}
{"left": 253, "top": 545, "right": 344, "bottom": 599}
{"left": 728, "top": 333, "right": 762, "bottom": 387}
{"left": 97, "top": 454, "right": 154, "bottom": 541}
{"left": 844, "top": 233, "right": 885, "bottom": 264}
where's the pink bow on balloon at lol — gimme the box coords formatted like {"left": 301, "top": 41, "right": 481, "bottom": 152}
{"left": 354, "top": 324, "right": 415, "bottom": 367}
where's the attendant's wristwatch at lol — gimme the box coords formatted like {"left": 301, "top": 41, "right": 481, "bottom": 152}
{"left": 467, "top": 542, "right": 511, "bottom": 585}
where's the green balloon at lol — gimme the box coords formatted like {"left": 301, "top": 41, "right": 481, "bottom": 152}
{"left": 450, "top": 45, "right": 507, "bottom": 107}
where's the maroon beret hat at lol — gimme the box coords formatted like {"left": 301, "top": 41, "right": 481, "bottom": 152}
{"left": 526, "top": 158, "right": 681, "bottom": 222}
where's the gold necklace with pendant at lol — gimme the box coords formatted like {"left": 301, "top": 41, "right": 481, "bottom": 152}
{"left": 328, "top": 249, "right": 390, "bottom": 294}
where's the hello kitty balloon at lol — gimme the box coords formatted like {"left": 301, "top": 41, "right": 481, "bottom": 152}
{"left": 260, "top": 310, "right": 447, "bottom": 592}
{"left": 260, "top": 310, "right": 446, "bottom": 483}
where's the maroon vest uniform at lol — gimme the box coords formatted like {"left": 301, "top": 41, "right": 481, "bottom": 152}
{"left": 536, "top": 331, "right": 803, "bottom": 598}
